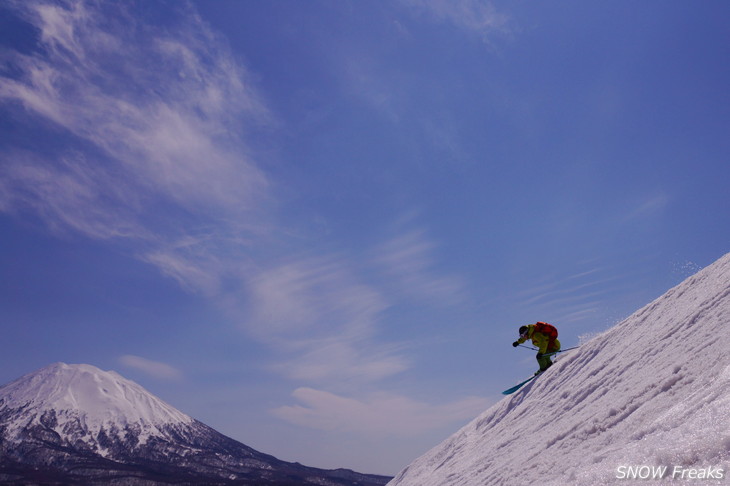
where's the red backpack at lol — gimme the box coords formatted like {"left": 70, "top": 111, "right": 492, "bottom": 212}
{"left": 534, "top": 321, "right": 558, "bottom": 339}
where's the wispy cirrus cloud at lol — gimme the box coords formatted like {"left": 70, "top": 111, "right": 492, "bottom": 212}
{"left": 373, "top": 228, "right": 465, "bottom": 305}
{"left": 0, "top": 0, "right": 274, "bottom": 305}
{"left": 515, "top": 258, "right": 658, "bottom": 325}
{"left": 271, "top": 387, "right": 491, "bottom": 437}
{"left": 621, "top": 193, "right": 670, "bottom": 223}
{"left": 0, "top": 150, "right": 147, "bottom": 239}
{"left": 270, "top": 338, "right": 410, "bottom": 384}
{"left": 245, "top": 256, "right": 388, "bottom": 343}
{"left": 239, "top": 225, "right": 465, "bottom": 384}
{"left": 516, "top": 267, "right": 613, "bottom": 325}
{"left": 400, "top": 0, "right": 511, "bottom": 40}
{"left": 240, "top": 254, "right": 405, "bottom": 383}
{"left": 119, "top": 355, "right": 183, "bottom": 381}
{"left": 0, "top": 0, "right": 269, "bottom": 244}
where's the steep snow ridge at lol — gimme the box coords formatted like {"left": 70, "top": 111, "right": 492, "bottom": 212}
{"left": 389, "top": 252, "right": 730, "bottom": 486}
{"left": 0, "top": 362, "right": 193, "bottom": 445}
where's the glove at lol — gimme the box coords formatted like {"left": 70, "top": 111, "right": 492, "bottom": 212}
{"left": 512, "top": 341, "right": 519, "bottom": 347}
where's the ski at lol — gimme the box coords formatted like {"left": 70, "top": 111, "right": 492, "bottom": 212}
{"left": 502, "top": 346, "right": 579, "bottom": 394}
{"left": 502, "top": 373, "right": 541, "bottom": 395}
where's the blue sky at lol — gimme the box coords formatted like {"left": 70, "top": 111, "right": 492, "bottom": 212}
{"left": 1, "top": 0, "right": 728, "bottom": 476}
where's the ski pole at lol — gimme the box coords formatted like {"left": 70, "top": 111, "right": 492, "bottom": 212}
{"left": 516, "top": 344, "right": 580, "bottom": 356}
{"left": 542, "top": 346, "right": 580, "bottom": 357}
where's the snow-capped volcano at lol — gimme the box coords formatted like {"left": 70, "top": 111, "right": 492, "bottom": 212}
{"left": 389, "top": 252, "right": 730, "bottom": 486}
{"left": 0, "top": 363, "right": 391, "bottom": 485}
{"left": 1, "top": 362, "right": 193, "bottom": 451}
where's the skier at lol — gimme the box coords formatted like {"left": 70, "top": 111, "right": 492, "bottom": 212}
{"left": 512, "top": 322, "right": 561, "bottom": 375}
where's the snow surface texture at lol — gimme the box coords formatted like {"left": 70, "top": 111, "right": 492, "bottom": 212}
{"left": 389, "top": 252, "right": 730, "bottom": 486}
{"left": 0, "top": 362, "right": 193, "bottom": 448}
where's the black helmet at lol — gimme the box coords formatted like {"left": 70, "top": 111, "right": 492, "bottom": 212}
{"left": 518, "top": 325, "right": 528, "bottom": 337}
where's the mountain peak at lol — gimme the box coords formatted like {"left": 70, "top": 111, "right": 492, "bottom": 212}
{"left": 0, "top": 362, "right": 392, "bottom": 485}
{"left": 1, "top": 362, "right": 193, "bottom": 445}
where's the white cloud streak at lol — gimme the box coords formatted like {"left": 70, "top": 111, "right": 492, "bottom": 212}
{"left": 0, "top": 0, "right": 274, "bottom": 301}
{"left": 621, "top": 193, "right": 669, "bottom": 223}
{"left": 246, "top": 256, "right": 387, "bottom": 342}
{"left": 401, "top": 0, "right": 510, "bottom": 40}
{"left": 0, "top": 150, "right": 146, "bottom": 239}
{"left": 515, "top": 260, "right": 657, "bottom": 326}
{"left": 271, "top": 387, "right": 491, "bottom": 437}
{"left": 241, "top": 255, "right": 406, "bottom": 383}
{"left": 119, "top": 355, "right": 183, "bottom": 381}
{"left": 0, "top": 0, "right": 269, "bottom": 242}
{"left": 239, "top": 226, "right": 464, "bottom": 384}
{"left": 373, "top": 229, "right": 465, "bottom": 305}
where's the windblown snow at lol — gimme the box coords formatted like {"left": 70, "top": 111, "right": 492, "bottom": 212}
{"left": 0, "top": 362, "right": 193, "bottom": 449}
{"left": 389, "top": 253, "right": 730, "bottom": 486}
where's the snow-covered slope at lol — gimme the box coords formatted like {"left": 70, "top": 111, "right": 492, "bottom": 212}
{"left": 0, "top": 363, "right": 391, "bottom": 485}
{"left": 389, "top": 252, "right": 730, "bottom": 486}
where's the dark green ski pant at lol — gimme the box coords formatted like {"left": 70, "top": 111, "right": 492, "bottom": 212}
{"left": 537, "top": 344, "right": 560, "bottom": 371}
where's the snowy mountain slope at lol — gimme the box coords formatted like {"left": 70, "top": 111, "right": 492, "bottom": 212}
{"left": 0, "top": 363, "right": 391, "bottom": 486}
{"left": 0, "top": 362, "right": 194, "bottom": 452}
{"left": 389, "top": 252, "right": 730, "bottom": 486}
